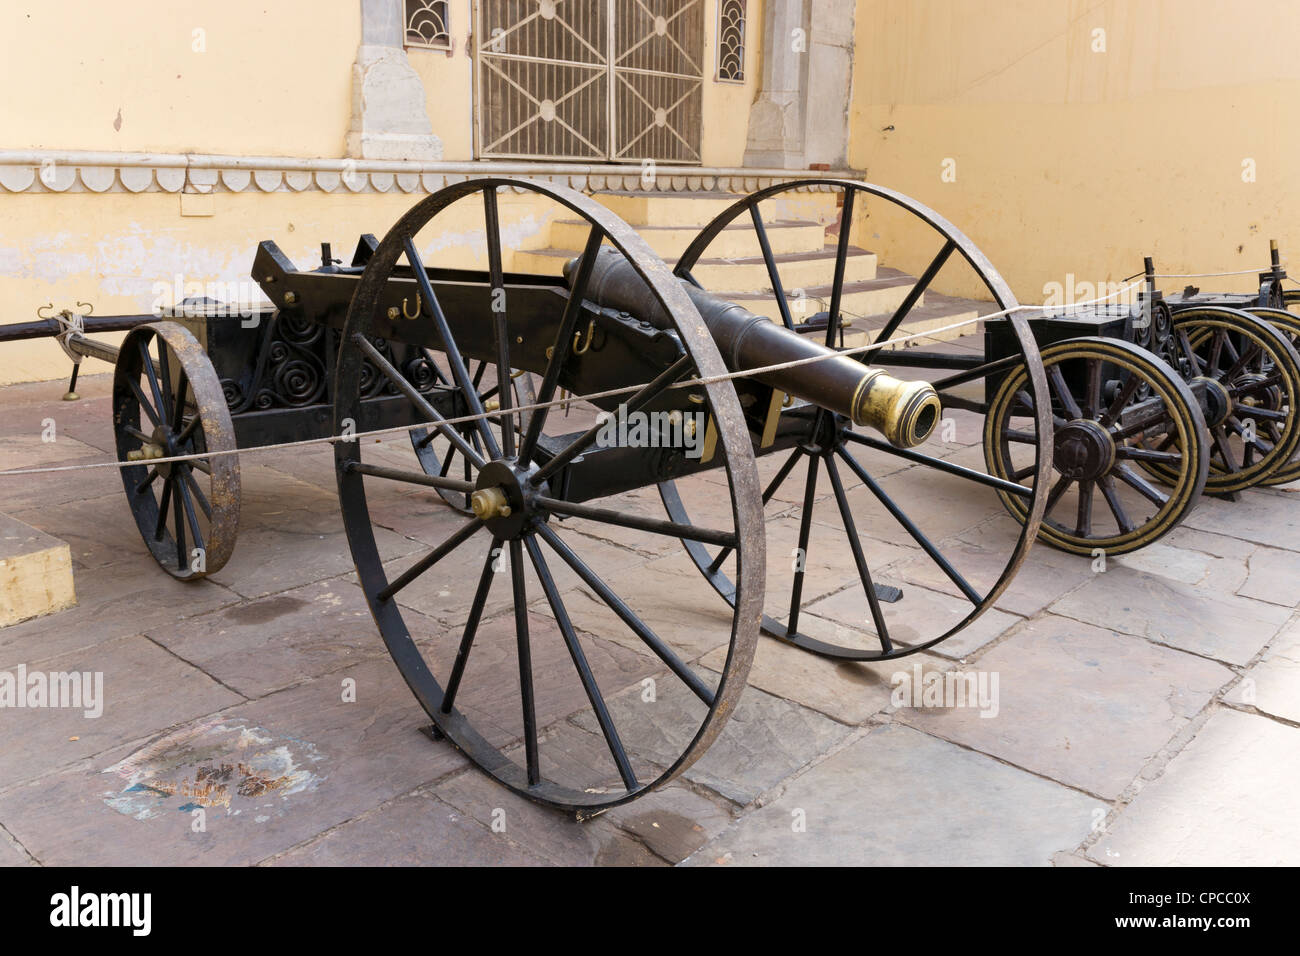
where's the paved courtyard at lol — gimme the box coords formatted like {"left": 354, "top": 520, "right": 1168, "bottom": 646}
{"left": 1, "top": 371, "right": 1298, "bottom": 867}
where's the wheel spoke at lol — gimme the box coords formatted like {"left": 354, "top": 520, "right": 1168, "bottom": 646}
{"left": 126, "top": 376, "right": 162, "bottom": 428}
{"left": 152, "top": 338, "right": 175, "bottom": 426}
{"left": 1074, "top": 480, "right": 1094, "bottom": 537}
{"left": 825, "top": 189, "right": 858, "bottom": 347}
{"left": 535, "top": 495, "right": 735, "bottom": 548}
{"left": 750, "top": 204, "right": 795, "bottom": 331}
{"left": 535, "top": 522, "right": 715, "bottom": 706}
{"left": 825, "top": 455, "right": 894, "bottom": 650}
{"left": 154, "top": 476, "right": 173, "bottom": 541}
{"left": 525, "top": 535, "right": 637, "bottom": 790}
{"left": 1115, "top": 445, "right": 1182, "bottom": 464}
{"left": 1211, "top": 428, "right": 1239, "bottom": 472}
{"left": 441, "top": 539, "right": 500, "bottom": 714}
{"left": 1048, "top": 365, "right": 1083, "bottom": 421}
{"left": 176, "top": 476, "right": 205, "bottom": 559}
{"left": 1043, "top": 473, "right": 1073, "bottom": 517}
{"left": 869, "top": 236, "right": 956, "bottom": 357}
{"left": 1084, "top": 358, "right": 1103, "bottom": 419}
{"left": 838, "top": 447, "right": 982, "bottom": 605}
{"left": 508, "top": 538, "right": 540, "bottom": 786}
{"left": 352, "top": 335, "right": 486, "bottom": 470}
{"left": 1098, "top": 475, "right": 1136, "bottom": 533}
{"left": 1113, "top": 464, "right": 1169, "bottom": 507}
{"left": 172, "top": 473, "right": 187, "bottom": 570}
{"left": 530, "top": 354, "right": 693, "bottom": 487}
{"left": 345, "top": 460, "right": 476, "bottom": 496}
{"left": 377, "top": 516, "right": 484, "bottom": 602}
{"left": 483, "top": 187, "right": 515, "bottom": 457}
{"left": 134, "top": 467, "right": 159, "bottom": 495}
{"left": 787, "top": 454, "right": 820, "bottom": 635}
{"left": 1099, "top": 372, "right": 1143, "bottom": 427}
{"left": 180, "top": 465, "right": 213, "bottom": 520}
{"left": 171, "top": 367, "right": 190, "bottom": 434}
{"left": 706, "top": 447, "right": 802, "bottom": 574}
{"left": 402, "top": 236, "right": 501, "bottom": 459}
{"left": 844, "top": 431, "right": 1034, "bottom": 498}
{"left": 518, "top": 225, "right": 604, "bottom": 466}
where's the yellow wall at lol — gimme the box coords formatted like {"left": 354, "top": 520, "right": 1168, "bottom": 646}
{"left": 0, "top": 189, "right": 559, "bottom": 385}
{"left": 3, "top": 1, "right": 360, "bottom": 158}
{"left": 701, "top": 0, "right": 763, "bottom": 167}
{"left": 849, "top": 0, "right": 1300, "bottom": 304}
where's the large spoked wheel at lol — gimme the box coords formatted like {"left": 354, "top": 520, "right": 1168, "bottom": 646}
{"left": 1156, "top": 307, "right": 1300, "bottom": 493}
{"left": 986, "top": 338, "right": 1208, "bottom": 556}
{"left": 1245, "top": 305, "right": 1300, "bottom": 486}
{"left": 334, "top": 178, "right": 763, "bottom": 812}
{"left": 660, "top": 179, "right": 1052, "bottom": 662}
{"left": 113, "top": 321, "right": 240, "bottom": 580}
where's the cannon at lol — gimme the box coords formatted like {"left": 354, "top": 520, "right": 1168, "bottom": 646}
{"left": 1157, "top": 241, "right": 1300, "bottom": 488}
{"left": 1, "top": 177, "right": 1058, "bottom": 813}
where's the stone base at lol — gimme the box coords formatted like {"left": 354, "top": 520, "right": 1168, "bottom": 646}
{"left": 0, "top": 514, "right": 76, "bottom": 627}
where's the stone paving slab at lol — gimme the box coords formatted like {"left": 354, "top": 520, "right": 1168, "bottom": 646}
{"left": 1049, "top": 566, "right": 1291, "bottom": 666}
{"left": 0, "top": 559, "right": 241, "bottom": 671}
{"left": 0, "top": 828, "right": 34, "bottom": 867}
{"left": 0, "top": 634, "right": 243, "bottom": 788}
{"left": 144, "top": 576, "right": 390, "bottom": 699}
{"left": 1183, "top": 490, "right": 1300, "bottom": 553}
{"left": 700, "top": 628, "right": 950, "bottom": 726}
{"left": 269, "top": 789, "right": 554, "bottom": 866}
{"left": 1236, "top": 545, "right": 1300, "bottom": 606}
{"left": 899, "top": 615, "right": 1232, "bottom": 800}
{"left": 1223, "top": 618, "right": 1300, "bottom": 723}
{"left": 686, "top": 723, "right": 1097, "bottom": 866}
{"left": 571, "top": 671, "right": 854, "bottom": 806}
{"left": 1088, "top": 708, "right": 1300, "bottom": 866}
{"left": 0, "top": 658, "right": 465, "bottom": 865}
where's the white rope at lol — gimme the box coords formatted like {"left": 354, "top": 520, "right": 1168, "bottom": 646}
{"left": 0, "top": 276, "right": 1153, "bottom": 479}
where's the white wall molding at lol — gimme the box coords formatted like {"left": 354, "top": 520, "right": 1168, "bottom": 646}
{"left": 0, "top": 150, "right": 860, "bottom": 196}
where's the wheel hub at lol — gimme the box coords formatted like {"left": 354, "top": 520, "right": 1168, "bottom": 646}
{"left": 1192, "top": 376, "right": 1234, "bottom": 428}
{"left": 1232, "top": 372, "right": 1281, "bottom": 416}
{"left": 1053, "top": 419, "right": 1116, "bottom": 481}
{"left": 472, "top": 460, "right": 541, "bottom": 538}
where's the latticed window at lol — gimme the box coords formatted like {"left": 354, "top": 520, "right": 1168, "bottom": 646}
{"left": 716, "top": 0, "right": 746, "bottom": 82}
{"left": 405, "top": 0, "right": 451, "bottom": 50}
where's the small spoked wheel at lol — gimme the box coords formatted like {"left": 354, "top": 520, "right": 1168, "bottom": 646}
{"left": 1244, "top": 306, "right": 1300, "bottom": 486}
{"left": 409, "top": 358, "right": 537, "bottom": 513}
{"left": 1158, "top": 307, "right": 1300, "bottom": 493}
{"left": 660, "top": 179, "right": 1053, "bottom": 661}
{"left": 334, "top": 178, "right": 762, "bottom": 812}
{"left": 113, "top": 322, "right": 239, "bottom": 580}
{"left": 986, "top": 338, "right": 1208, "bottom": 556}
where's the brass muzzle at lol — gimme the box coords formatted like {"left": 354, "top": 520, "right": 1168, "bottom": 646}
{"left": 852, "top": 369, "right": 943, "bottom": 448}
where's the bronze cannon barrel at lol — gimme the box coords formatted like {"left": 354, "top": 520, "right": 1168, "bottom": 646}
{"left": 568, "top": 248, "right": 942, "bottom": 448}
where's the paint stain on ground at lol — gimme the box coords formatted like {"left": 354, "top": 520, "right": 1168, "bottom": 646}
{"left": 100, "top": 717, "right": 324, "bottom": 822}
{"left": 224, "top": 595, "right": 308, "bottom": 625}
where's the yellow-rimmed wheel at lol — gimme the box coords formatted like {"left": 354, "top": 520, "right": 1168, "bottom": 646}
{"left": 1152, "top": 307, "right": 1300, "bottom": 493}
{"left": 985, "top": 337, "right": 1208, "bottom": 557}
{"left": 1244, "top": 305, "right": 1300, "bottom": 486}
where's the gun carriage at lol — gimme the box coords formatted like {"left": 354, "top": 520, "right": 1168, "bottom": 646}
{"left": 2, "top": 177, "right": 1063, "bottom": 811}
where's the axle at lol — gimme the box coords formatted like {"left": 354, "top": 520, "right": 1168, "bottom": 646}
{"left": 568, "top": 248, "right": 942, "bottom": 448}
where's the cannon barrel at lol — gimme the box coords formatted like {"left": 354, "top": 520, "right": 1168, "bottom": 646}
{"left": 568, "top": 248, "right": 941, "bottom": 448}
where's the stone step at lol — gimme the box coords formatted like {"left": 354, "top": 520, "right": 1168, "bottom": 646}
{"left": 685, "top": 244, "right": 878, "bottom": 292}
{"left": 549, "top": 217, "right": 828, "bottom": 261}
{"left": 721, "top": 274, "right": 918, "bottom": 327}
{"left": 0, "top": 514, "right": 76, "bottom": 627}
{"left": 841, "top": 289, "right": 988, "bottom": 349}
{"left": 593, "top": 189, "right": 839, "bottom": 228}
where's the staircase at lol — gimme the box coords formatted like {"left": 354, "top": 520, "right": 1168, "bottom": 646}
{"left": 514, "top": 190, "right": 985, "bottom": 349}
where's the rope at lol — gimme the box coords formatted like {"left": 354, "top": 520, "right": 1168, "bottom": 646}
{"left": 0, "top": 276, "right": 1158, "bottom": 479}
